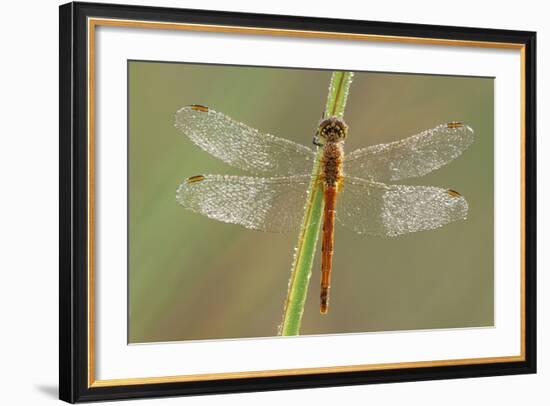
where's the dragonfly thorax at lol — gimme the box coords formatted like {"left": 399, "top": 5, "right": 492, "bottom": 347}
{"left": 316, "top": 116, "right": 348, "bottom": 145}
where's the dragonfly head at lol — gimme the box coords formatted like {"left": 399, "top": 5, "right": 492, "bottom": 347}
{"left": 315, "top": 116, "right": 348, "bottom": 145}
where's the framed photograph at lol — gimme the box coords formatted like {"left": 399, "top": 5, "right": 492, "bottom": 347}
{"left": 59, "top": 1, "right": 536, "bottom": 403}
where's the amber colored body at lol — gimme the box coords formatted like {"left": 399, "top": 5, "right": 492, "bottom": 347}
{"left": 317, "top": 117, "right": 347, "bottom": 314}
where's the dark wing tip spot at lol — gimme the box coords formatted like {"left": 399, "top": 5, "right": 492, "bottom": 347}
{"left": 189, "top": 104, "right": 209, "bottom": 112}
{"left": 446, "top": 121, "right": 464, "bottom": 129}
{"left": 186, "top": 175, "right": 205, "bottom": 184}
{"left": 447, "top": 189, "right": 462, "bottom": 197}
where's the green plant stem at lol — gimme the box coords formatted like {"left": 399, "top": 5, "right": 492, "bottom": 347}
{"left": 279, "top": 71, "right": 354, "bottom": 336}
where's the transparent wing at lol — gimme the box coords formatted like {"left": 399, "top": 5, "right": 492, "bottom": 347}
{"left": 337, "top": 177, "right": 469, "bottom": 237}
{"left": 344, "top": 123, "right": 474, "bottom": 181}
{"left": 175, "top": 106, "right": 316, "bottom": 175}
{"left": 176, "top": 174, "right": 311, "bottom": 232}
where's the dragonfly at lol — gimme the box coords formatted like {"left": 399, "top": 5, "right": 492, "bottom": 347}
{"left": 175, "top": 104, "right": 474, "bottom": 314}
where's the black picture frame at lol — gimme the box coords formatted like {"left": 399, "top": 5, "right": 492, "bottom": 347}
{"left": 59, "top": 1, "right": 536, "bottom": 403}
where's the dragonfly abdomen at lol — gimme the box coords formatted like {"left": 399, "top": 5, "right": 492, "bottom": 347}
{"left": 320, "top": 142, "right": 344, "bottom": 314}
{"left": 321, "top": 184, "right": 336, "bottom": 314}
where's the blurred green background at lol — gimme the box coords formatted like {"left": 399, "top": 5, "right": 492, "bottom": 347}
{"left": 128, "top": 61, "right": 494, "bottom": 344}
